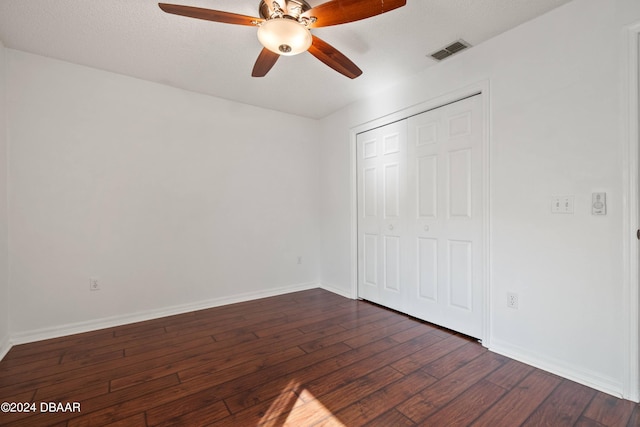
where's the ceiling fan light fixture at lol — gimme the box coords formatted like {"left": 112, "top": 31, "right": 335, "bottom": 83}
{"left": 257, "top": 18, "right": 311, "bottom": 56}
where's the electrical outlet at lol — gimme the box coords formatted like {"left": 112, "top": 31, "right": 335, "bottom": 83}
{"left": 297, "top": 256, "right": 302, "bottom": 265}
{"left": 90, "top": 276, "right": 100, "bottom": 291}
{"left": 507, "top": 292, "right": 518, "bottom": 309}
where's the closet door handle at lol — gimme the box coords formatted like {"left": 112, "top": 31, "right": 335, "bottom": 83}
{"left": 388, "top": 224, "right": 394, "bottom": 231}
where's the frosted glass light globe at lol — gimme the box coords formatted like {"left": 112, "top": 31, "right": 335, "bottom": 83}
{"left": 257, "top": 18, "right": 312, "bottom": 56}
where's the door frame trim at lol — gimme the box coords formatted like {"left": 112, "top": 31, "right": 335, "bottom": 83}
{"left": 349, "top": 80, "right": 491, "bottom": 345}
{"left": 622, "top": 21, "right": 640, "bottom": 402}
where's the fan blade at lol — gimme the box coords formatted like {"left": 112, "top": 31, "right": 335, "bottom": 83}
{"left": 252, "top": 48, "right": 280, "bottom": 77}
{"left": 158, "top": 3, "right": 262, "bottom": 26}
{"left": 303, "top": 0, "right": 405, "bottom": 28}
{"left": 308, "top": 35, "right": 362, "bottom": 79}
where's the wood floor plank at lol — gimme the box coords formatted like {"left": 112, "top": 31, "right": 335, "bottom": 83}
{"left": 297, "top": 311, "right": 408, "bottom": 353}
{"left": 396, "top": 351, "right": 509, "bottom": 423}
{"left": 296, "top": 302, "right": 380, "bottom": 334}
{"left": 627, "top": 406, "right": 640, "bottom": 426}
{"left": 304, "top": 332, "right": 443, "bottom": 399}
{"left": 421, "top": 340, "right": 486, "bottom": 379}
{"left": 0, "top": 289, "right": 637, "bottom": 427}
{"left": 319, "top": 369, "right": 437, "bottom": 426}
{"left": 110, "top": 329, "right": 304, "bottom": 390}
{"left": 223, "top": 330, "right": 420, "bottom": 417}
{"left": 0, "top": 329, "right": 258, "bottom": 399}
{"left": 58, "top": 321, "right": 211, "bottom": 363}
{"left": 122, "top": 333, "right": 215, "bottom": 358}
{"left": 103, "top": 412, "right": 147, "bottom": 427}
{"left": 2, "top": 330, "right": 115, "bottom": 361}
{"left": 365, "top": 408, "right": 415, "bottom": 427}
{"left": 342, "top": 318, "right": 424, "bottom": 348}
{"left": 0, "top": 355, "right": 62, "bottom": 377}
{"left": 147, "top": 398, "right": 229, "bottom": 426}
{"left": 223, "top": 342, "right": 353, "bottom": 414}
{"left": 178, "top": 345, "right": 306, "bottom": 384}
{"left": 67, "top": 341, "right": 352, "bottom": 426}
{"left": 274, "top": 366, "right": 403, "bottom": 426}
{"left": 0, "top": 351, "right": 123, "bottom": 395}
{"left": 471, "top": 368, "right": 561, "bottom": 427}
{"left": 575, "top": 416, "right": 611, "bottom": 427}
{"left": 582, "top": 392, "right": 637, "bottom": 427}
{"left": 59, "top": 382, "right": 220, "bottom": 426}
{"left": 252, "top": 304, "right": 377, "bottom": 338}
{"left": 418, "top": 379, "right": 506, "bottom": 426}
{"left": 390, "top": 332, "right": 471, "bottom": 375}
{"left": 212, "top": 366, "right": 403, "bottom": 426}
{"left": 34, "top": 379, "right": 110, "bottom": 402}
{"left": 235, "top": 327, "right": 414, "bottom": 405}
{"left": 522, "top": 379, "right": 597, "bottom": 427}
{"left": 0, "top": 389, "right": 35, "bottom": 405}
{"left": 390, "top": 322, "right": 438, "bottom": 343}
{"left": 111, "top": 325, "right": 165, "bottom": 339}
{"left": 5, "top": 374, "right": 180, "bottom": 427}
{"left": 338, "top": 305, "right": 403, "bottom": 330}
{"left": 0, "top": 348, "right": 124, "bottom": 385}
{"left": 484, "top": 358, "right": 535, "bottom": 391}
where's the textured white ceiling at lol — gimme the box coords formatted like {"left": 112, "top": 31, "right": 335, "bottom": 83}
{"left": 0, "top": 0, "right": 572, "bottom": 118}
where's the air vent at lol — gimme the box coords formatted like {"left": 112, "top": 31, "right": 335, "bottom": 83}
{"left": 429, "top": 39, "right": 471, "bottom": 61}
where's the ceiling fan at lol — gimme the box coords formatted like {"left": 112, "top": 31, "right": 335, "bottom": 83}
{"left": 158, "top": 0, "right": 406, "bottom": 78}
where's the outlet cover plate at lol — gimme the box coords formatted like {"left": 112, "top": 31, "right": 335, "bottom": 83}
{"left": 507, "top": 292, "right": 519, "bottom": 309}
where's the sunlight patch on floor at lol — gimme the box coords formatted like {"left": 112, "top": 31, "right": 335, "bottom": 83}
{"left": 259, "top": 381, "right": 346, "bottom": 426}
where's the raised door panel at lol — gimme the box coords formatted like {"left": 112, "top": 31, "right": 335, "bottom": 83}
{"left": 363, "top": 167, "right": 377, "bottom": 218}
{"left": 448, "top": 240, "right": 473, "bottom": 311}
{"left": 417, "top": 155, "right": 438, "bottom": 219}
{"left": 448, "top": 111, "right": 472, "bottom": 139}
{"left": 363, "top": 138, "right": 377, "bottom": 159}
{"left": 384, "top": 163, "right": 401, "bottom": 219}
{"left": 384, "top": 235, "right": 401, "bottom": 292}
{"left": 448, "top": 149, "right": 472, "bottom": 219}
{"left": 383, "top": 133, "right": 401, "bottom": 155}
{"left": 363, "top": 234, "right": 378, "bottom": 287}
{"left": 417, "top": 237, "right": 438, "bottom": 301}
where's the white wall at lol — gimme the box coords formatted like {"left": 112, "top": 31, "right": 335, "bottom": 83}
{"left": 2, "top": 0, "right": 638, "bottom": 402}
{"left": 0, "top": 41, "right": 9, "bottom": 358}
{"left": 7, "top": 50, "right": 321, "bottom": 339}
{"left": 319, "top": 0, "right": 640, "bottom": 399}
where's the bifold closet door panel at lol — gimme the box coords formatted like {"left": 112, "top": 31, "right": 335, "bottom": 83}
{"left": 406, "top": 94, "right": 484, "bottom": 339}
{"left": 356, "top": 120, "right": 408, "bottom": 312}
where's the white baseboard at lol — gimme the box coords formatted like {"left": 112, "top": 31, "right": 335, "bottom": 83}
{"left": 320, "top": 282, "right": 355, "bottom": 299}
{"left": 490, "top": 337, "right": 624, "bottom": 399}
{"left": 10, "top": 281, "right": 320, "bottom": 346}
{"left": 0, "top": 333, "right": 11, "bottom": 361}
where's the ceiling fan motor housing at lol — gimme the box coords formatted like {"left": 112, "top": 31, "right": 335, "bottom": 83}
{"left": 258, "top": 0, "right": 313, "bottom": 20}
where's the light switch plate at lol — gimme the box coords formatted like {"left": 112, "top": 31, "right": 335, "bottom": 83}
{"left": 592, "top": 192, "right": 606, "bottom": 215}
{"left": 551, "top": 196, "right": 574, "bottom": 214}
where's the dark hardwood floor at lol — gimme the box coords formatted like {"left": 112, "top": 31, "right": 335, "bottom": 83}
{"left": 0, "top": 288, "right": 637, "bottom": 426}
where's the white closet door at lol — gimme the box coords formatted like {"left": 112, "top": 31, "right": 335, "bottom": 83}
{"left": 406, "top": 95, "right": 484, "bottom": 338}
{"left": 356, "top": 120, "right": 408, "bottom": 312}
{"left": 356, "top": 95, "right": 484, "bottom": 339}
